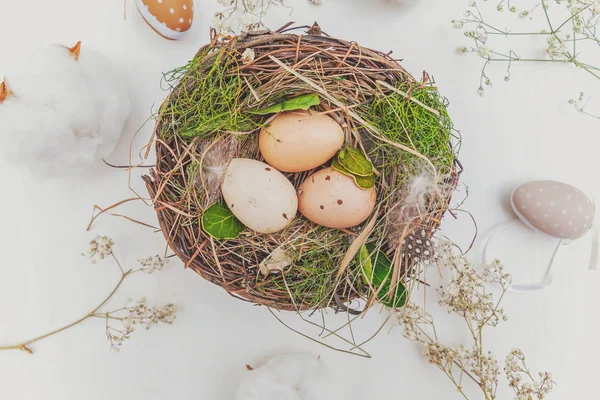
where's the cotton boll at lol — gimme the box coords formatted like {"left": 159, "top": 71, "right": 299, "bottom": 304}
{"left": 0, "top": 42, "right": 131, "bottom": 178}
{"left": 236, "top": 354, "right": 343, "bottom": 400}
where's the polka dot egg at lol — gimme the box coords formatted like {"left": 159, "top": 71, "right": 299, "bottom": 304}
{"left": 136, "top": 0, "right": 194, "bottom": 40}
{"left": 512, "top": 180, "right": 595, "bottom": 239}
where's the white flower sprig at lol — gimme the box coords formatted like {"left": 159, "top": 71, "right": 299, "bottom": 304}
{"left": 102, "top": 297, "right": 177, "bottom": 350}
{"left": 505, "top": 349, "right": 555, "bottom": 400}
{"left": 452, "top": 0, "right": 600, "bottom": 114}
{"left": 212, "top": 0, "right": 322, "bottom": 34}
{"left": 0, "top": 236, "right": 176, "bottom": 354}
{"left": 396, "top": 242, "right": 554, "bottom": 400}
{"left": 85, "top": 235, "right": 115, "bottom": 260}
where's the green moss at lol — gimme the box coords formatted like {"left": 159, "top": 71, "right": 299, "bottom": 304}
{"left": 160, "top": 48, "right": 257, "bottom": 140}
{"left": 363, "top": 84, "right": 456, "bottom": 179}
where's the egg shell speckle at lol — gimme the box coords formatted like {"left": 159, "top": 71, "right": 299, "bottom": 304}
{"left": 259, "top": 110, "right": 344, "bottom": 172}
{"left": 298, "top": 167, "right": 377, "bottom": 229}
{"left": 136, "top": 0, "right": 194, "bottom": 40}
{"left": 512, "top": 180, "right": 595, "bottom": 239}
{"left": 221, "top": 159, "right": 298, "bottom": 234}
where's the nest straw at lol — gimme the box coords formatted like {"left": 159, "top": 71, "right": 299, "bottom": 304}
{"left": 144, "top": 24, "right": 460, "bottom": 312}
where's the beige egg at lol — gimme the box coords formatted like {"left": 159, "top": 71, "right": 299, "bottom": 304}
{"left": 259, "top": 110, "right": 344, "bottom": 173}
{"left": 221, "top": 159, "right": 298, "bottom": 234}
{"left": 136, "top": 0, "right": 194, "bottom": 40}
{"left": 298, "top": 168, "right": 377, "bottom": 229}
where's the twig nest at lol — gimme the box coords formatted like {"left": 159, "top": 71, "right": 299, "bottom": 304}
{"left": 0, "top": 42, "right": 131, "bottom": 178}
{"left": 145, "top": 26, "right": 459, "bottom": 311}
{"left": 136, "top": 0, "right": 194, "bottom": 40}
{"left": 237, "top": 354, "right": 342, "bottom": 400}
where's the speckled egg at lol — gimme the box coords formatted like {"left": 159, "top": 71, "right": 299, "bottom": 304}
{"left": 298, "top": 167, "right": 377, "bottom": 229}
{"left": 136, "top": 0, "right": 194, "bottom": 40}
{"left": 259, "top": 110, "right": 344, "bottom": 172}
{"left": 221, "top": 159, "right": 298, "bottom": 234}
{"left": 512, "top": 180, "right": 595, "bottom": 239}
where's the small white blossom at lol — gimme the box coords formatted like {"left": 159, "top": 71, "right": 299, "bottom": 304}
{"left": 217, "top": 0, "right": 234, "bottom": 5}
{"left": 84, "top": 236, "right": 114, "bottom": 260}
{"left": 505, "top": 349, "right": 555, "bottom": 399}
{"left": 453, "top": 21, "right": 465, "bottom": 29}
{"left": 478, "top": 46, "right": 492, "bottom": 58}
{"left": 137, "top": 255, "right": 169, "bottom": 274}
{"left": 105, "top": 297, "right": 178, "bottom": 349}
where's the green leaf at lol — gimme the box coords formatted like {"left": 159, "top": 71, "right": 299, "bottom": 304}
{"left": 331, "top": 158, "right": 375, "bottom": 189}
{"left": 353, "top": 174, "right": 375, "bottom": 190}
{"left": 201, "top": 202, "right": 246, "bottom": 240}
{"left": 337, "top": 147, "right": 373, "bottom": 177}
{"left": 249, "top": 93, "right": 321, "bottom": 115}
{"left": 356, "top": 244, "right": 407, "bottom": 308}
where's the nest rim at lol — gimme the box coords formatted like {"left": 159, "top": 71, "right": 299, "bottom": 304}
{"left": 144, "top": 23, "right": 461, "bottom": 313}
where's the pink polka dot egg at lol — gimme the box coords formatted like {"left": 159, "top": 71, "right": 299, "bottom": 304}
{"left": 512, "top": 180, "right": 595, "bottom": 239}
{"left": 136, "top": 0, "right": 194, "bottom": 40}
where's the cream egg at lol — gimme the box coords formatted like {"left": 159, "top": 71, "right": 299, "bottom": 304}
{"left": 259, "top": 110, "right": 344, "bottom": 173}
{"left": 298, "top": 168, "right": 376, "bottom": 229}
{"left": 221, "top": 159, "right": 298, "bottom": 234}
{"left": 136, "top": 0, "right": 194, "bottom": 40}
{"left": 512, "top": 180, "right": 595, "bottom": 239}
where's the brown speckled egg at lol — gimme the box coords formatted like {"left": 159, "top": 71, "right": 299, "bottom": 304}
{"left": 260, "top": 110, "right": 344, "bottom": 172}
{"left": 298, "top": 167, "right": 377, "bottom": 229}
{"left": 136, "top": 0, "right": 194, "bottom": 40}
{"left": 512, "top": 180, "right": 595, "bottom": 239}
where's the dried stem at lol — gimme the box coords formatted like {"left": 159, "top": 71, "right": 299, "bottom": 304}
{"left": 0, "top": 262, "right": 131, "bottom": 354}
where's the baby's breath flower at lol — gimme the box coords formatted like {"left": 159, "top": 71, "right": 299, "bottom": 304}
{"left": 395, "top": 303, "right": 431, "bottom": 341}
{"left": 457, "top": 46, "right": 469, "bottom": 54}
{"left": 478, "top": 46, "right": 492, "bottom": 58}
{"left": 519, "top": 10, "right": 529, "bottom": 18}
{"left": 84, "top": 236, "right": 114, "bottom": 260}
{"left": 105, "top": 297, "right": 178, "bottom": 349}
{"left": 137, "top": 255, "right": 169, "bottom": 274}
{"left": 213, "top": 0, "right": 285, "bottom": 33}
{"left": 505, "top": 349, "right": 555, "bottom": 399}
{"left": 453, "top": 20, "right": 465, "bottom": 29}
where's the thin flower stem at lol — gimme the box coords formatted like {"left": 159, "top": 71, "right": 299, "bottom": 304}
{"left": 0, "top": 259, "right": 132, "bottom": 354}
{"left": 112, "top": 253, "right": 125, "bottom": 275}
{"left": 541, "top": 0, "right": 555, "bottom": 32}
{"left": 554, "top": 5, "right": 591, "bottom": 33}
{"left": 442, "top": 369, "right": 471, "bottom": 400}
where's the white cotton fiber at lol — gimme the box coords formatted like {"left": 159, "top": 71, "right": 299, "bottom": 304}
{"left": 0, "top": 43, "right": 131, "bottom": 177}
{"left": 236, "top": 354, "right": 343, "bottom": 400}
